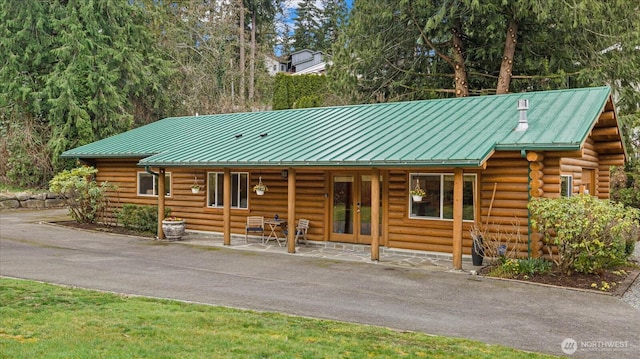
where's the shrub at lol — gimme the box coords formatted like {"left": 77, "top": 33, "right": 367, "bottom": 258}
{"left": 49, "top": 166, "right": 116, "bottom": 224}
{"left": 529, "top": 195, "right": 640, "bottom": 275}
{"left": 117, "top": 204, "right": 170, "bottom": 233}
{"left": 469, "top": 222, "right": 523, "bottom": 264}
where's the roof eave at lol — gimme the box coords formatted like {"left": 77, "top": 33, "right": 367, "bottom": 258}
{"left": 60, "top": 153, "right": 157, "bottom": 159}
{"left": 136, "top": 159, "right": 486, "bottom": 168}
{"left": 494, "top": 144, "right": 582, "bottom": 152}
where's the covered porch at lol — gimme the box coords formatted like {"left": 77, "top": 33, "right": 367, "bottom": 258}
{"left": 152, "top": 166, "right": 473, "bottom": 270}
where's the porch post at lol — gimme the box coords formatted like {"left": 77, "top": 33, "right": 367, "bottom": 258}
{"left": 286, "top": 168, "right": 296, "bottom": 253}
{"left": 157, "top": 168, "right": 166, "bottom": 240}
{"left": 223, "top": 168, "right": 231, "bottom": 246}
{"left": 452, "top": 168, "right": 463, "bottom": 269}
{"left": 371, "top": 169, "right": 380, "bottom": 261}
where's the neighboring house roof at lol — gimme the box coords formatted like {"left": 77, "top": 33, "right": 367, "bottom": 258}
{"left": 290, "top": 49, "right": 323, "bottom": 64}
{"left": 62, "top": 86, "right": 621, "bottom": 168}
{"left": 292, "top": 61, "right": 328, "bottom": 75}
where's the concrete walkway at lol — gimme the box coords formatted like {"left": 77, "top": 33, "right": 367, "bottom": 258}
{"left": 180, "top": 230, "right": 477, "bottom": 272}
{"left": 2, "top": 209, "right": 640, "bottom": 358}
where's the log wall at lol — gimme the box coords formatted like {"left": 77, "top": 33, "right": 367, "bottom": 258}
{"left": 386, "top": 170, "right": 476, "bottom": 254}
{"left": 481, "top": 152, "right": 532, "bottom": 258}
{"left": 95, "top": 160, "right": 328, "bottom": 241}
{"left": 558, "top": 139, "right": 600, "bottom": 196}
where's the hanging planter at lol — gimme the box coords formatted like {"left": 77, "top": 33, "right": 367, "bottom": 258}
{"left": 253, "top": 176, "right": 268, "bottom": 196}
{"left": 409, "top": 179, "right": 425, "bottom": 202}
{"left": 191, "top": 177, "right": 200, "bottom": 193}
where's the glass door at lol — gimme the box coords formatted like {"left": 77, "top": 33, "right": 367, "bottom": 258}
{"left": 332, "top": 176, "right": 354, "bottom": 239}
{"left": 331, "top": 174, "right": 382, "bottom": 244}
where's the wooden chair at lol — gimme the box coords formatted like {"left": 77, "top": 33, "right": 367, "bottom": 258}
{"left": 293, "top": 219, "right": 310, "bottom": 246}
{"left": 245, "top": 216, "right": 264, "bottom": 243}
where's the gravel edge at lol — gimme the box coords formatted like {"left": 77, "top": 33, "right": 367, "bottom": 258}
{"left": 621, "top": 245, "right": 640, "bottom": 310}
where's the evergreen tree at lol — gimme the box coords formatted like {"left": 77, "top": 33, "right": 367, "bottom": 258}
{"left": 317, "top": 0, "right": 348, "bottom": 54}
{"left": 329, "top": 0, "right": 640, "bottom": 105}
{"left": 0, "top": 0, "right": 173, "bottom": 183}
{"left": 292, "top": 0, "right": 321, "bottom": 51}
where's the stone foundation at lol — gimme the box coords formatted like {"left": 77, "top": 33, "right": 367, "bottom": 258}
{"left": 0, "top": 192, "right": 66, "bottom": 210}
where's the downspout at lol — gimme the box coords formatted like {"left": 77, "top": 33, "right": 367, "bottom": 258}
{"left": 520, "top": 149, "right": 532, "bottom": 258}
{"left": 145, "top": 166, "right": 159, "bottom": 177}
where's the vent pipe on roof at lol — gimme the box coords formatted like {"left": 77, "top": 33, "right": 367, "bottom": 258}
{"left": 515, "top": 99, "right": 529, "bottom": 132}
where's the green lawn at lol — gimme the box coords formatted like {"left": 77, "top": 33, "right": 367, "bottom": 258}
{"left": 0, "top": 278, "right": 556, "bottom": 358}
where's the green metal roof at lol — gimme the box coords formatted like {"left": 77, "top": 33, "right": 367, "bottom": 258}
{"left": 61, "top": 86, "right": 613, "bottom": 168}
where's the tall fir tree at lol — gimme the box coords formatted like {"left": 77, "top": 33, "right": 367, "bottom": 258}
{"left": 0, "top": 0, "right": 173, "bottom": 183}
{"left": 316, "top": 0, "right": 348, "bottom": 54}
{"left": 292, "top": 0, "right": 321, "bottom": 51}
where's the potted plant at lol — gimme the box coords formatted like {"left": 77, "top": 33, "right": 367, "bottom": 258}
{"left": 253, "top": 177, "right": 268, "bottom": 195}
{"left": 470, "top": 225, "right": 484, "bottom": 266}
{"left": 409, "top": 183, "right": 426, "bottom": 202}
{"left": 191, "top": 177, "right": 200, "bottom": 193}
{"left": 162, "top": 216, "right": 185, "bottom": 240}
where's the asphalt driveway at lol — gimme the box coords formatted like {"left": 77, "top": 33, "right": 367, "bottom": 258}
{"left": 1, "top": 209, "right": 639, "bottom": 358}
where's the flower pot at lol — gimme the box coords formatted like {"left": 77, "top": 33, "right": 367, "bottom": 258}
{"left": 256, "top": 189, "right": 265, "bottom": 196}
{"left": 191, "top": 187, "right": 200, "bottom": 194}
{"left": 162, "top": 220, "right": 185, "bottom": 240}
{"left": 472, "top": 235, "right": 484, "bottom": 266}
{"left": 412, "top": 195, "right": 423, "bottom": 202}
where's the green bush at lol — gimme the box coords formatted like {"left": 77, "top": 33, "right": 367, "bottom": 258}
{"left": 49, "top": 166, "right": 116, "bottom": 224}
{"left": 117, "top": 204, "right": 170, "bottom": 233}
{"left": 529, "top": 195, "right": 640, "bottom": 275}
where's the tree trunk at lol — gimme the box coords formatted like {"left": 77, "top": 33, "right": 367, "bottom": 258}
{"left": 496, "top": 17, "right": 518, "bottom": 94}
{"left": 249, "top": 10, "right": 256, "bottom": 104}
{"left": 238, "top": 0, "right": 245, "bottom": 107}
{"left": 451, "top": 23, "right": 469, "bottom": 97}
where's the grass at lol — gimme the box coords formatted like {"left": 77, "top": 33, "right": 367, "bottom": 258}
{"left": 0, "top": 278, "right": 557, "bottom": 358}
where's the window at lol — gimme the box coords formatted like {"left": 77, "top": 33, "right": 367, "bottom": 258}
{"left": 138, "top": 172, "right": 171, "bottom": 196}
{"left": 207, "top": 172, "right": 248, "bottom": 209}
{"left": 409, "top": 173, "right": 475, "bottom": 221}
{"left": 582, "top": 168, "right": 595, "bottom": 195}
{"left": 560, "top": 175, "right": 573, "bottom": 197}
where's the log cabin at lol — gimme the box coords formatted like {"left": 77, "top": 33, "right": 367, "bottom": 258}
{"left": 61, "top": 86, "right": 626, "bottom": 268}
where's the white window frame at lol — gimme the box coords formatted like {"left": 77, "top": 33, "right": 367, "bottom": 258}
{"left": 560, "top": 175, "right": 573, "bottom": 197}
{"left": 207, "top": 172, "right": 249, "bottom": 209}
{"left": 409, "top": 173, "right": 476, "bottom": 221}
{"left": 137, "top": 172, "right": 171, "bottom": 197}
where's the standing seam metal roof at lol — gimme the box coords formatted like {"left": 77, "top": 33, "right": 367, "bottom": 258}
{"left": 61, "top": 86, "right": 613, "bottom": 168}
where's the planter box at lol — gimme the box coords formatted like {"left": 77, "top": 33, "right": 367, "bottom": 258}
{"left": 162, "top": 220, "right": 185, "bottom": 240}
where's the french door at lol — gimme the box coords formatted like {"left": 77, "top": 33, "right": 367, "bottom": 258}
{"left": 331, "top": 174, "right": 382, "bottom": 244}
